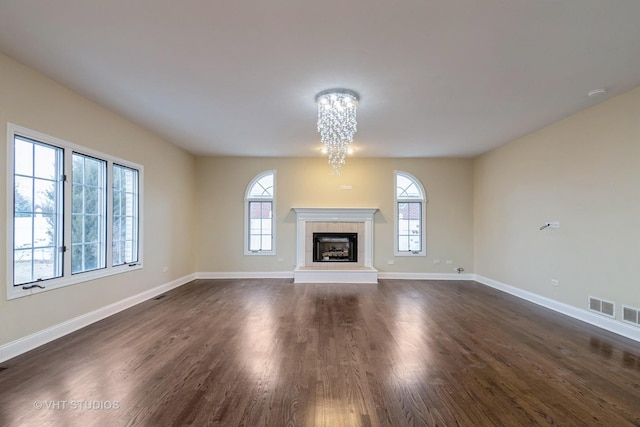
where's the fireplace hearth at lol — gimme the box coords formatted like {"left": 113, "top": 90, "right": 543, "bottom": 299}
{"left": 313, "top": 232, "right": 357, "bottom": 262}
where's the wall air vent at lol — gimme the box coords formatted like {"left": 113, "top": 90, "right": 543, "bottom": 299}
{"left": 622, "top": 306, "right": 640, "bottom": 327}
{"left": 588, "top": 296, "right": 615, "bottom": 318}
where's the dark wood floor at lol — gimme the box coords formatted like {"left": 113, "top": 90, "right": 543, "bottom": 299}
{"left": 1, "top": 279, "right": 640, "bottom": 426}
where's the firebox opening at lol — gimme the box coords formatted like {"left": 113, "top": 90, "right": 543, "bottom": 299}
{"left": 313, "top": 232, "right": 358, "bottom": 262}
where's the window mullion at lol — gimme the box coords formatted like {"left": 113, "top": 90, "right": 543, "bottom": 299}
{"left": 62, "top": 149, "right": 73, "bottom": 278}
{"left": 106, "top": 161, "right": 114, "bottom": 268}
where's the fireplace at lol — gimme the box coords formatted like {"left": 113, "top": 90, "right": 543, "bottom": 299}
{"left": 292, "top": 207, "right": 378, "bottom": 284}
{"left": 313, "top": 233, "right": 357, "bottom": 262}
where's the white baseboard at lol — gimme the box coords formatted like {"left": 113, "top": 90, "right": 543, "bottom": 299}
{"left": 0, "top": 273, "right": 196, "bottom": 364}
{"left": 474, "top": 274, "right": 640, "bottom": 343}
{"left": 196, "top": 271, "right": 294, "bottom": 280}
{"left": 378, "top": 272, "right": 475, "bottom": 281}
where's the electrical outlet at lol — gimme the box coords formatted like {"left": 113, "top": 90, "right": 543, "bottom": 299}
{"left": 446, "top": 260, "right": 453, "bottom": 265}
{"left": 388, "top": 259, "right": 395, "bottom": 265}
{"left": 551, "top": 279, "right": 559, "bottom": 287}
{"left": 162, "top": 267, "right": 168, "bottom": 273}
{"left": 433, "top": 259, "right": 441, "bottom": 264}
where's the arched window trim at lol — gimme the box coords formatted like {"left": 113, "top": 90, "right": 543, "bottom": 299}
{"left": 244, "top": 170, "right": 276, "bottom": 256}
{"left": 394, "top": 170, "right": 427, "bottom": 257}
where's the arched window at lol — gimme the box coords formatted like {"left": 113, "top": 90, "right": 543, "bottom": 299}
{"left": 395, "top": 171, "right": 426, "bottom": 256}
{"left": 245, "top": 170, "right": 275, "bottom": 255}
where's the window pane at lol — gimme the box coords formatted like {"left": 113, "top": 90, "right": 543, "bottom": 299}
{"left": 396, "top": 174, "right": 422, "bottom": 199}
{"left": 112, "top": 243, "right": 122, "bottom": 266}
{"left": 72, "top": 184, "right": 84, "bottom": 214}
{"left": 85, "top": 187, "right": 99, "bottom": 214}
{"left": 249, "top": 236, "right": 259, "bottom": 251}
{"left": 124, "top": 241, "right": 134, "bottom": 262}
{"left": 409, "top": 237, "right": 421, "bottom": 252}
{"left": 14, "top": 215, "right": 33, "bottom": 249}
{"left": 407, "top": 203, "right": 420, "bottom": 219}
{"left": 15, "top": 176, "right": 33, "bottom": 216}
{"left": 14, "top": 249, "right": 33, "bottom": 285}
{"left": 72, "top": 154, "right": 84, "bottom": 184}
{"left": 248, "top": 174, "right": 274, "bottom": 198}
{"left": 13, "top": 137, "right": 62, "bottom": 285}
{"left": 71, "top": 153, "right": 106, "bottom": 274}
{"left": 14, "top": 137, "right": 33, "bottom": 176}
{"left": 72, "top": 215, "right": 83, "bottom": 244}
{"left": 112, "top": 164, "right": 139, "bottom": 265}
{"left": 35, "top": 214, "right": 55, "bottom": 247}
{"left": 113, "top": 191, "right": 121, "bottom": 216}
{"left": 33, "top": 247, "right": 56, "bottom": 281}
{"left": 261, "top": 236, "right": 272, "bottom": 251}
{"left": 71, "top": 245, "right": 83, "bottom": 274}
{"left": 34, "top": 179, "right": 55, "bottom": 214}
{"left": 398, "top": 237, "right": 409, "bottom": 252}
{"left": 84, "top": 244, "right": 99, "bottom": 271}
{"left": 34, "top": 143, "right": 57, "bottom": 179}
{"left": 248, "top": 201, "right": 272, "bottom": 251}
{"left": 85, "top": 158, "right": 100, "bottom": 186}
{"left": 84, "top": 215, "right": 100, "bottom": 242}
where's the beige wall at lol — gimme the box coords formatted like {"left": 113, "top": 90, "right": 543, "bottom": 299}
{"left": 474, "top": 86, "right": 640, "bottom": 312}
{"left": 195, "top": 156, "right": 474, "bottom": 274}
{"left": 7, "top": 42, "right": 638, "bottom": 350}
{"left": 0, "top": 52, "right": 197, "bottom": 346}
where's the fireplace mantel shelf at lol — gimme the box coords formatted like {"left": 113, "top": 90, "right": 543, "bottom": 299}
{"left": 292, "top": 207, "right": 378, "bottom": 221}
{"left": 292, "top": 208, "right": 378, "bottom": 284}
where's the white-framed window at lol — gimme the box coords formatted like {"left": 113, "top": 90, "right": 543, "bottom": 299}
{"left": 395, "top": 171, "right": 426, "bottom": 256}
{"left": 7, "top": 123, "right": 143, "bottom": 300}
{"left": 244, "top": 170, "right": 275, "bottom": 255}
{"left": 112, "top": 164, "right": 140, "bottom": 266}
{"left": 71, "top": 153, "right": 107, "bottom": 274}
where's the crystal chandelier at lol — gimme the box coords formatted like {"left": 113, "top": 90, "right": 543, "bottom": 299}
{"left": 315, "top": 88, "right": 360, "bottom": 174}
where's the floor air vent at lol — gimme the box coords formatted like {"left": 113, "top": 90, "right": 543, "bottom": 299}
{"left": 588, "top": 296, "right": 615, "bottom": 318}
{"left": 622, "top": 306, "right": 640, "bottom": 327}
{"left": 0, "top": 367, "right": 7, "bottom": 372}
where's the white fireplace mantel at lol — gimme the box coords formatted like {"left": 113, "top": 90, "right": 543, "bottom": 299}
{"left": 292, "top": 207, "right": 378, "bottom": 283}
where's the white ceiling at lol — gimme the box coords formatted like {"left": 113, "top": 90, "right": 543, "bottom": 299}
{"left": 1, "top": 0, "right": 639, "bottom": 158}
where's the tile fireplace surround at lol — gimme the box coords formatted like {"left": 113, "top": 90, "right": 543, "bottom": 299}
{"left": 292, "top": 208, "right": 378, "bottom": 283}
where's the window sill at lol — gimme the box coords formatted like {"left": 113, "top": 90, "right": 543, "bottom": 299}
{"left": 394, "top": 251, "right": 426, "bottom": 257}
{"left": 6, "top": 263, "right": 143, "bottom": 300}
{"left": 244, "top": 251, "right": 276, "bottom": 256}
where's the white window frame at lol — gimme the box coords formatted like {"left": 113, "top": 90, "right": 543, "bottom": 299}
{"left": 6, "top": 123, "right": 144, "bottom": 300}
{"left": 394, "top": 170, "right": 427, "bottom": 257}
{"left": 244, "top": 170, "right": 276, "bottom": 256}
